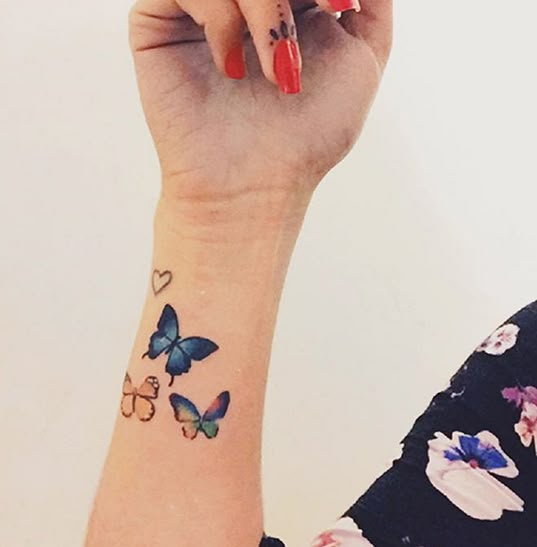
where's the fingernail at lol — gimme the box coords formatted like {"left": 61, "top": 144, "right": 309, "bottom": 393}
{"left": 328, "top": 0, "right": 361, "bottom": 12}
{"left": 274, "top": 40, "right": 301, "bottom": 94}
{"left": 225, "top": 44, "right": 246, "bottom": 80}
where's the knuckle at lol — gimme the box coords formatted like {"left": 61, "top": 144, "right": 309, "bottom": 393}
{"left": 128, "top": 7, "right": 144, "bottom": 52}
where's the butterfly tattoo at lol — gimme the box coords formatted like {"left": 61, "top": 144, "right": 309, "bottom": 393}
{"left": 121, "top": 373, "right": 160, "bottom": 422}
{"left": 169, "top": 391, "right": 230, "bottom": 440}
{"left": 143, "top": 304, "right": 219, "bottom": 386}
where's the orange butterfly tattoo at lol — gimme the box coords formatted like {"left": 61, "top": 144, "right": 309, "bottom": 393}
{"left": 121, "top": 373, "right": 160, "bottom": 422}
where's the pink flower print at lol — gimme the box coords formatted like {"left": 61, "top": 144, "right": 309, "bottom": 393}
{"left": 502, "top": 386, "right": 537, "bottom": 409}
{"left": 426, "top": 431, "right": 524, "bottom": 520}
{"left": 310, "top": 518, "right": 374, "bottom": 547}
{"left": 312, "top": 532, "right": 339, "bottom": 547}
{"left": 514, "top": 403, "right": 537, "bottom": 455}
{"left": 476, "top": 324, "right": 520, "bottom": 355}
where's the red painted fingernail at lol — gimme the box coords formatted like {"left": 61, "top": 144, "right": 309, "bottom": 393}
{"left": 328, "top": 0, "right": 361, "bottom": 12}
{"left": 225, "top": 44, "right": 246, "bottom": 80}
{"left": 274, "top": 40, "right": 301, "bottom": 95}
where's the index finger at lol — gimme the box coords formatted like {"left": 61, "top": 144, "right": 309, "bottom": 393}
{"left": 235, "top": 0, "right": 303, "bottom": 94}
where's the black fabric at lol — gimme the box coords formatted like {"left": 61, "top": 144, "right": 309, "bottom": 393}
{"left": 259, "top": 535, "right": 285, "bottom": 547}
{"left": 345, "top": 301, "right": 537, "bottom": 547}
{"left": 260, "top": 302, "right": 537, "bottom": 547}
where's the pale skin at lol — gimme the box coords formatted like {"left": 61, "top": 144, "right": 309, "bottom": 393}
{"left": 85, "top": 1, "right": 392, "bottom": 546}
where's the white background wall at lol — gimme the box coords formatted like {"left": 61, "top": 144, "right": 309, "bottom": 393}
{"left": 2, "top": 1, "right": 537, "bottom": 546}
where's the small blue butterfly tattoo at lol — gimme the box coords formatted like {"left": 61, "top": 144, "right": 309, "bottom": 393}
{"left": 142, "top": 304, "right": 219, "bottom": 386}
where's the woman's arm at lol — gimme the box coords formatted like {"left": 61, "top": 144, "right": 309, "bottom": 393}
{"left": 86, "top": 1, "right": 392, "bottom": 546}
{"left": 86, "top": 191, "right": 310, "bottom": 547}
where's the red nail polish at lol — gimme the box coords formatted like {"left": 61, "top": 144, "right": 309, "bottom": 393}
{"left": 328, "top": 0, "right": 360, "bottom": 12}
{"left": 225, "top": 45, "right": 246, "bottom": 80}
{"left": 273, "top": 40, "right": 301, "bottom": 95}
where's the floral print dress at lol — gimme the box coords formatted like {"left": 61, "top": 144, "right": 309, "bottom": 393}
{"left": 285, "top": 304, "right": 537, "bottom": 547}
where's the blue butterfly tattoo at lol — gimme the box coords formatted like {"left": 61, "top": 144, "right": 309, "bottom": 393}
{"left": 142, "top": 304, "right": 219, "bottom": 386}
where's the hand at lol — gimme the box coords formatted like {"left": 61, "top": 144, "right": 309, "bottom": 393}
{"left": 129, "top": 0, "right": 392, "bottom": 213}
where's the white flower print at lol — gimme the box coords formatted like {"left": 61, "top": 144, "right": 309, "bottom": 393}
{"left": 514, "top": 402, "right": 537, "bottom": 455}
{"left": 476, "top": 323, "right": 520, "bottom": 355}
{"left": 426, "top": 431, "right": 524, "bottom": 520}
{"left": 310, "top": 517, "right": 374, "bottom": 547}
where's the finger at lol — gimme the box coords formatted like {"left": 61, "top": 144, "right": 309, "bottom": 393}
{"left": 178, "top": 0, "right": 247, "bottom": 79}
{"left": 316, "top": 0, "right": 360, "bottom": 15}
{"left": 235, "top": 0, "right": 302, "bottom": 94}
{"left": 132, "top": 0, "right": 185, "bottom": 18}
{"left": 130, "top": 0, "right": 207, "bottom": 52}
{"left": 339, "top": 0, "right": 392, "bottom": 68}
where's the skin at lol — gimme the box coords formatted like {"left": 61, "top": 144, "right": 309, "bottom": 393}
{"left": 86, "top": 1, "right": 392, "bottom": 546}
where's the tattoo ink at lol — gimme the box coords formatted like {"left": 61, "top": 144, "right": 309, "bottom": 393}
{"left": 152, "top": 269, "right": 173, "bottom": 296}
{"left": 270, "top": 5, "right": 300, "bottom": 94}
{"left": 121, "top": 373, "right": 160, "bottom": 422}
{"left": 142, "top": 304, "right": 219, "bottom": 386}
{"left": 169, "top": 391, "right": 230, "bottom": 440}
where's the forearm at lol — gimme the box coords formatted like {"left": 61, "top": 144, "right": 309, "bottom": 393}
{"left": 86, "top": 187, "right": 311, "bottom": 547}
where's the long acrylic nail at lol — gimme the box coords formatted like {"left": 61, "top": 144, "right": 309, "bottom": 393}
{"left": 328, "top": 0, "right": 361, "bottom": 12}
{"left": 273, "top": 40, "right": 301, "bottom": 94}
{"left": 225, "top": 44, "right": 246, "bottom": 80}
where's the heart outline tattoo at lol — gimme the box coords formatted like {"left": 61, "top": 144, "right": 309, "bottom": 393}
{"left": 152, "top": 269, "right": 173, "bottom": 296}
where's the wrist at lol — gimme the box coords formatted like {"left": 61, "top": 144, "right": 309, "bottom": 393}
{"left": 156, "top": 180, "right": 312, "bottom": 244}
{"left": 152, "top": 186, "right": 310, "bottom": 289}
